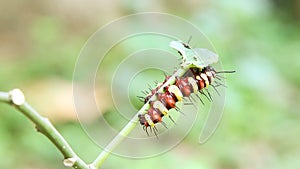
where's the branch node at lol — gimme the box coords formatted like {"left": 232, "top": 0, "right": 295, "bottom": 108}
{"left": 9, "top": 88, "right": 25, "bottom": 106}
{"left": 35, "top": 125, "right": 41, "bottom": 132}
{"left": 63, "top": 157, "right": 77, "bottom": 167}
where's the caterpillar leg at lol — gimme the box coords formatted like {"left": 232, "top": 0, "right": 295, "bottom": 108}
{"left": 143, "top": 125, "right": 149, "bottom": 136}
{"left": 144, "top": 114, "right": 159, "bottom": 137}
{"left": 195, "top": 94, "right": 205, "bottom": 105}
{"left": 169, "top": 115, "right": 176, "bottom": 125}
{"left": 200, "top": 90, "right": 211, "bottom": 102}
{"left": 161, "top": 121, "right": 168, "bottom": 129}
{"left": 175, "top": 106, "right": 185, "bottom": 115}
{"left": 205, "top": 89, "right": 213, "bottom": 101}
{"left": 148, "top": 125, "right": 158, "bottom": 138}
{"left": 187, "top": 96, "right": 197, "bottom": 110}
{"left": 211, "top": 84, "right": 221, "bottom": 96}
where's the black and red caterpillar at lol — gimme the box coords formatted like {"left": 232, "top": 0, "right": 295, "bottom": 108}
{"left": 138, "top": 41, "right": 234, "bottom": 136}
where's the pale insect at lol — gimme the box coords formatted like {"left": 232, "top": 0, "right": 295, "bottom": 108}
{"left": 169, "top": 41, "right": 219, "bottom": 68}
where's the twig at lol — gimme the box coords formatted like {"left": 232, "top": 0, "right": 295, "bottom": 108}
{"left": 0, "top": 89, "right": 89, "bottom": 169}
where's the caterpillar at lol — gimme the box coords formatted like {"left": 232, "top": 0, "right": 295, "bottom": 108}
{"left": 138, "top": 40, "right": 235, "bottom": 136}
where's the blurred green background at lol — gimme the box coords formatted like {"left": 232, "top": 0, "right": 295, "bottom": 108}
{"left": 1, "top": 0, "right": 300, "bottom": 169}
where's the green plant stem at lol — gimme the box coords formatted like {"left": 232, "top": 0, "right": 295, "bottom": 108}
{"left": 91, "top": 65, "right": 191, "bottom": 169}
{"left": 0, "top": 92, "right": 9, "bottom": 102}
{"left": 0, "top": 91, "right": 89, "bottom": 169}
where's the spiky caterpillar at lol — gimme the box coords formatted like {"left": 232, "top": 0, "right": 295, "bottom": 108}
{"left": 138, "top": 41, "right": 235, "bottom": 136}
